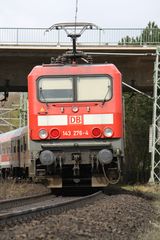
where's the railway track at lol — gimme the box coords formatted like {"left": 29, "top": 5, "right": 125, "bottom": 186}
{"left": 0, "top": 193, "right": 52, "bottom": 211}
{"left": 0, "top": 191, "right": 102, "bottom": 228}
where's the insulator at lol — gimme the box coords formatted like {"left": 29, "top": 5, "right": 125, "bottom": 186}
{"left": 55, "top": 56, "right": 62, "bottom": 64}
{"left": 51, "top": 57, "right": 55, "bottom": 64}
{"left": 61, "top": 56, "right": 67, "bottom": 64}
{"left": 87, "top": 55, "right": 93, "bottom": 64}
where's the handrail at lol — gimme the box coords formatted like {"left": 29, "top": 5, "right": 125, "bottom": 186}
{"left": 0, "top": 27, "right": 160, "bottom": 46}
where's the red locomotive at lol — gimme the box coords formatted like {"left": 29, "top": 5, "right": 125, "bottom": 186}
{"left": 27, "top": 23, "right": 124, "bottom": 189}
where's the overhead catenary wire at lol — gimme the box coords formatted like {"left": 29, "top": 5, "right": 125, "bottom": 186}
{"left": 122, "top": 82, "right": 153, "bottom": 99}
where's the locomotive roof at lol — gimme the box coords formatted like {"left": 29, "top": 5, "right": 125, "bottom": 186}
{"left": 0, "top": 126, "right": 27, "bottom": 143}
{"left": 28, "top": 63, "right": 121, "bottom": 76}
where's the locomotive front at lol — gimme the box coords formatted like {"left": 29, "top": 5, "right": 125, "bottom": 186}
{"left": 28, "top": 63, "right": 124, "bottom": 189}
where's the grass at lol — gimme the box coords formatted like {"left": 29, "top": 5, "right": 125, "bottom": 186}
{"left": 122, "top": 183, "right": 160, "bottom": 195}
{"left": 0, "top": 179, "right": 50, "bottom": 200}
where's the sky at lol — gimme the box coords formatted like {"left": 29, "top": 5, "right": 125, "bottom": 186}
{"left": 0, "top": 0, "right": 160, "bottom": 29}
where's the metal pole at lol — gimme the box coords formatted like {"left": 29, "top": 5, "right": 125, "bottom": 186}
{"left": 16, "top": 28, "right": 19, "bottom": 44}
{"left": 99, "top": 29, "right": 102, "bottom": 45}
{"left": 19, "top": 93, "right": 28, "bottom": 127}
{"left": 149, "top": 47, "right": 160, "bottom": 183}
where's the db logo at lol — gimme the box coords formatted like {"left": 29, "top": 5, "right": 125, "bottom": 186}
{"left": 69, "top": 115, "right": 82, "bottom": 124}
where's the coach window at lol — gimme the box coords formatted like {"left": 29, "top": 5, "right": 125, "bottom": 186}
{"left": 8, "top": 147, "right": 10, "bottom": 153}
{"left": 77, "top": 76, "right": 112, "bottom": 101}
{"left": 21, "top": 144, "right": 23, "bottom": 152}
{"left": 38, "top": 77, "right": 73, "bottom": 102}
{"left": 14, "top": 145, "right": 16, "bottom": 153}
{"left": 23, "top": 136, "right": 27, "bottom": 152}
{"left": 11, "top": 142, "right": 13, "bottom": 153}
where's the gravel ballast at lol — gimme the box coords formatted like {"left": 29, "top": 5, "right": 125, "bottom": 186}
{"left": 0, "top": 193, "right": 156, "bottom": 240}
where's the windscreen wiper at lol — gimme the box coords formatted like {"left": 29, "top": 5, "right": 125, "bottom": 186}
{"left": 39, "top": 87, "right": 49, "bottom": 108}
{"left": 102, "top": 85, "right": 110, "bottom": 106}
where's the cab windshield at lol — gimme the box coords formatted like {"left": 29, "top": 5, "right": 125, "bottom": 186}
{"left": 38, "top": 75, "right": 112, "bottom": 102}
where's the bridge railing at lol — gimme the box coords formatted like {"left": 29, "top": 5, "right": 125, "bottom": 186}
{"left": 0, "top": 27, "right": 160, "bottom": 46}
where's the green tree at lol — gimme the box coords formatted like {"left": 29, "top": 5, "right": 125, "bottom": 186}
{"left": 124, "top": 92, "right": 153, "bottom": 183}
{"left": 119, "top": 21, "right": 160, "bottom": 45}
{"left": 140, "top": 21, "right": 160, "bottom": 45}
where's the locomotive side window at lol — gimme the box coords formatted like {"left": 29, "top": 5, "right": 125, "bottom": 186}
{"left": 38, "top": 77, "right": 73, "bottom": 102}
{"left": 77, "top": 76, "right": 112, "bottom": 101}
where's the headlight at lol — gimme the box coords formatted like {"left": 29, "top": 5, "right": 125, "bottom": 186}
{"left": 39, "top": 129, "right": 48, "bottom": 139}
{"left": 103, "top": 128, "right": 113, "bottom": 137}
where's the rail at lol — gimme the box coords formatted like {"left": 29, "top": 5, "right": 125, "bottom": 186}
{"left": 0, "top": 191, "right": 102, "bottom": 227}
{"left": 0, "top": 27, "right": 160, "bottom": 46}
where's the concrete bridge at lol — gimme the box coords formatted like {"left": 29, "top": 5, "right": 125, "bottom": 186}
{"left": 0, "top": 45, "right": 156, "bottom": 92}
{"left": 0, "top": 27, "right": 158, "bottom": 92}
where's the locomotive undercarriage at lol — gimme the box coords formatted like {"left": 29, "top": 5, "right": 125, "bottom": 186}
{"left": 29, "top": 139, "right": 123, "bottom": 188}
